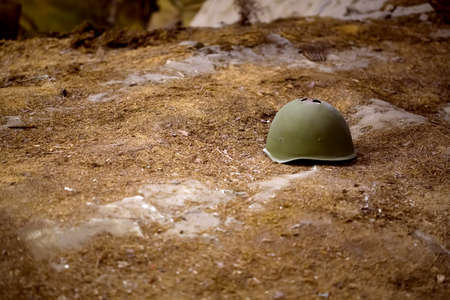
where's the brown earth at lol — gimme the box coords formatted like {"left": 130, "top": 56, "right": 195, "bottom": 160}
{"left": 0, "top": 9, "right": 449, "bottom": 300}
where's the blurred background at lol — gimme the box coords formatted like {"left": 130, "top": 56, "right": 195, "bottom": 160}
{"left": 1, "top": 0, "right": 449, "bottom": 40}
{"left": 0, "top": 0, "right": 205, "bottom": 39}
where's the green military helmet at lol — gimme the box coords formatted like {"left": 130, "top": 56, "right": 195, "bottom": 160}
{"left": 264, "top": 98, "right": 356, "bottom": 163}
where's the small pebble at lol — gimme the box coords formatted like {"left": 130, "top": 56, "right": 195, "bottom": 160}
{"left": 61, "top": 88, "right": 68, "bottom": 97}
{"left": 419, "top": 13, "right": 428, "bottom": 21}
{"left": 118, "top": 261, "right": 130, "bottom": 268}
{"left": 273, "top": 290, "right": 285, "bottom": 299}
{"left": 178, "top": 130, "right": 189, "bottom": 136}
{"left": 5, "top": 116, "right": 25, "bottom": 128}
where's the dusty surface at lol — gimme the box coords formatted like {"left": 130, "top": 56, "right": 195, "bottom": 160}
{"left": 0, "top": 9, "right": 449, "bottom": 300}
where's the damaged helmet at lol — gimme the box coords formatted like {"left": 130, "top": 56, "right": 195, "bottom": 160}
{"left": 264, "top": 98, "right": 356, "bottom": 163}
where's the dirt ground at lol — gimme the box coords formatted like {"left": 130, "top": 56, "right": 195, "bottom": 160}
{"left": 0, "top": 7, "right": 449, "bottom": 300}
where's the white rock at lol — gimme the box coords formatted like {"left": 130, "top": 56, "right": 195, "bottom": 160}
{"left": 441, "top": 103, "right": 450, "bottom": 123}
{"left": 431, "top": 29, "right": 450, "bottom": 39}
{"left": 391, "top": 3, "right": 434, "bottom": 17}
{"left": 191, "top": 0, "right": 389, "bottom": 27}
{"left": 351, "top": 99, "right": 426, "bottom": 139}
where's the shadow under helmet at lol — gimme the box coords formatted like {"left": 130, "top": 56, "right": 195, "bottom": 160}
{"left": 264, "top": 98, "right": 356, "bottom": 163}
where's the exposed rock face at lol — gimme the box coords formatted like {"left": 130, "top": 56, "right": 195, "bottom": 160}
{"left": 191, "top": 0, "right": 390, "bottom": 27}
{"left": 191, "top": 0, "right": 437, "bottom": 27}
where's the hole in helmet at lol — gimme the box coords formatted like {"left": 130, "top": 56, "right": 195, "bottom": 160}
{"left": 300, "top": 98, "right": 308, "bottom": 102}
{"left": 312, "top": 99, "right": 321, "bottom": 103}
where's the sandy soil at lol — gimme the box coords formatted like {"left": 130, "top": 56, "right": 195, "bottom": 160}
{"left": 0, "top": 9, "right": 449, "bottom": 300}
